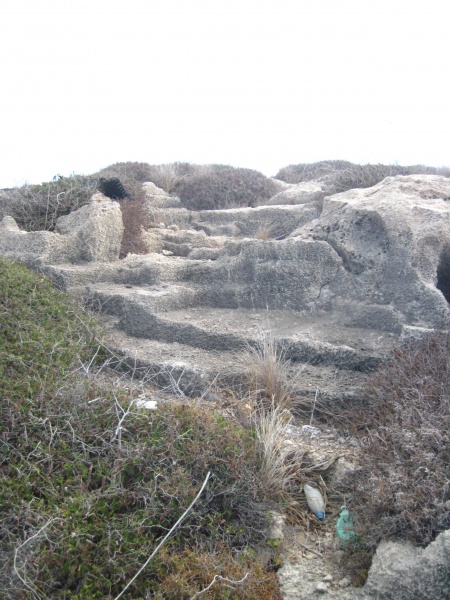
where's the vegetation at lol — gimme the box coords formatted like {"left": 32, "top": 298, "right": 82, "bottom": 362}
{"left": 274, "top": 160, "right": 450, "bottom": 194}
{"left": 2, "top": 159, "right": 448, "bottom": 243}
{"left": 0, "top": 258, "right": 282, "bottom": 598}
{"left": 0, "top": 174, "right": 97, "bottom": 232}
{"left": 172, "top": 165, "right": 282, "bottom": 210}
{"left": 338, "top": 331, "right": 450, "bottom": 583}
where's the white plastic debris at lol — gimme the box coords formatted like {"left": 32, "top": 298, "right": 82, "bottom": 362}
{"left": 303, "top": 484, "right": 326, "bottom": 520}
{"left": 134, "top": 399, "right": 158, "bottom": 410}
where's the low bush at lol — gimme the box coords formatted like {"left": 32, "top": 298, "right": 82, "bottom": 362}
{"left": 341, "top": 331, "right": 450, "bottom": 556}
{"left": 0, "top": 257, "right": 102, "bottom": 401}
{"left": 275, "top": 161, "right": 450, "bottom": 194}
{"left": 95, "top": 161, "right": 196, "bottom": 194}
{"left": 0, "top": 259, "right": 281, "bottom": 598}
{"left": 274, "top": 160, "right": 354, "bottom": 184}
{"left": 174, "top": 165, "right": 282, "bottom": 210}
{"left": 0, "top": 174, "right": 97, "bottom": 231}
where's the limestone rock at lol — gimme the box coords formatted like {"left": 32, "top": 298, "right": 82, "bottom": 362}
{"left": 267, "top": 181, "right": 326, "bottom": 206}
{"left": 295, "top": 175, "right": 450, "bottom": 329}
{"left": 0, "top": 195, "right": 124, "bottom": 265}
{"left": 143, "top": 182, "right": 183, "bottom": 209}
{"left": 358, "top": 529, "right": 450, "bottom": 599}
{"left": 55, "top": 196, "right": 124, "bottom": 262}
{"left": 0, "top": 215, "right": 21, "bottom": 232}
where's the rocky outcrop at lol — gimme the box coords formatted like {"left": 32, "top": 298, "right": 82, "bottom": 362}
{"left": 277, "top": 528, "right": 450, "bottom": 600}
{"left": 354, "top": 530, "right": 450, "bottom": 599}
{"left": 1, "top": 174, "right": 449, "bottom": 599}
{"left": 297, "top": 175, "right": 450, "bottom": 329}
{"left": 1, "top": 175, "right": 448, "bottom": 390}
{"left": 0, "top": 194, "right": 123, "bottom": 266}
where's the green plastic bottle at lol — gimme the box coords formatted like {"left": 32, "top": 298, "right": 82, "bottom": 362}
{"left": 336, "top": 506, "right": 356, "bottom": 542}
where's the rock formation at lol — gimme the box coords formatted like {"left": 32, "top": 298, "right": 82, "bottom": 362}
{"left": 1, "top": 174, "right": 449, "bottom": 598}
{"left": 0, "top": 194, "right": 123, "bottom": 266}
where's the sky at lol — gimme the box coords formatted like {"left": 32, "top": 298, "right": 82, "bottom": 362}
{"left": 1, "top": 0, "right": 449, "bottom": 188}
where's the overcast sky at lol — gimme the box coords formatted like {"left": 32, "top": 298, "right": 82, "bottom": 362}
{"left": 1, "top": 0, "right": 448, "bottom": 188}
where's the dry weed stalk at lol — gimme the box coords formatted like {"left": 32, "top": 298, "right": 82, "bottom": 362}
{"left": 242, "top": 331, "right": 294, "bottom": 409}
{"left": 253, "top": 402, "right": 304, "bottom": 509}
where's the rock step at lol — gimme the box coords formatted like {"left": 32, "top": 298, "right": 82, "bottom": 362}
{"left": 98, "top": 316, "right": 368, "bottom": 401}
{"left": 83, "top": 284, "right": 393, "bottom": 371}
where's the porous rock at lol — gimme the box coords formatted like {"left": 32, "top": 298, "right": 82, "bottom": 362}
{"left": 353, "top": 529, "right": 450, "bottom": 599}
{"left": 0, "top": 195, "right": 124, "bottom": 265}
{"left": 294, "top": 175, "right": 450, "bottom": 329}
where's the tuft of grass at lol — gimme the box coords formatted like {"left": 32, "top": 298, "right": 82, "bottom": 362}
{"left": 241, "top": 331, "right": 295, "bottom": 409}
{"left": 253, "top": 403, "right": 305, "bottom": 511}
{"left": 254, "top": 227, "right": 273, "bottom": 241}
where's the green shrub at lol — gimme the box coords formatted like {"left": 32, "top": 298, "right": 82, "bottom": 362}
{"left": 0, "top": 391, "right": 273, "bottom": 597}
{"left": 0, "top": 259, "right": 279, "bottom": 598}
{"left": 341, "top": 331, "right": 450, "bottom": 555}
{"left": 174, "top": 165, "right": 282, "bottom": 210}
{"left": 0, "top": 257, "right": 102, "bottom": 401}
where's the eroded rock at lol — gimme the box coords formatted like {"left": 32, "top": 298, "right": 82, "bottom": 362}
{"left": 0, "top": 195, "right": 124, "bottom": 265}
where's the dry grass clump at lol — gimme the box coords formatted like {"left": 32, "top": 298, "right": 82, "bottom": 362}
{"left": 253, "top": 404, "right": 305, "bottom": 510}
{"left": 242, "top": 332, "right": 296, "bottom": 409}
{"left": 254, "top": 227, "right": 274, "bottom": 241}
{"left": 118, "top": 196, "right": 151, "bottom": 257}
{"left": 174, "top": 165, "right": 282, "bottom": 210}
{"left": 341, "top": 331, "right": 450, "bottom": 554}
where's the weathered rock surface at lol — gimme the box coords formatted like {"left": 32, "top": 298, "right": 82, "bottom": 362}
{"left": 278, "top": 529, "right": 450, "bottom": 599}
{"left": 1, "top": 175, "right": 449, "bottom": 396}
{"left": 353, "top": 530, "right": 450, "bottom": 599}
{"left": 0, "top": 194, "right": 123, "bottom": 266}
{"left": 296, "top": 175, "right": 450, "bottom": 329}
{"left": 267, "top": 180, "right": 326, "bottom": 205}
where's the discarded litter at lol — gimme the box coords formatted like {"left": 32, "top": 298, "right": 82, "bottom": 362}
{"left": 303, "top": 484, "right": 326, "bottom": 520}
{"left": 134, "top": 399, "right": 158, "bottom": 410}
{"left": 336, "top": 506, "right": 356, "bottom": 542}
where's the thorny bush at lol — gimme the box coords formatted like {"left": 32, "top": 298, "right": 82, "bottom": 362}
{"left": 340, "top": 331, "right": 450, "bottom": 558}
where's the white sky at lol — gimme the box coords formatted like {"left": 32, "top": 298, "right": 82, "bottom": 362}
{"left": 1, "top": 0, "right": 449, "bottom": 188}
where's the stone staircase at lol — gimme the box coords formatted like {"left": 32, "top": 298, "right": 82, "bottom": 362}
{"left": 42, "top": 253, "right": 394, "bottom": 402}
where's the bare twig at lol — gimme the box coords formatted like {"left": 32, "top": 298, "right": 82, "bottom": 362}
{"left": 114, "top": 471, "right": 211, "bottom": 600}
{"left": 14, "top": 518, "right": 55, "bottom": 599}
{"left": 190, "top": 572, "right": 250, "bottom": 599}
{"left": 297, "top": 541, "right": 323, "bottom": 558}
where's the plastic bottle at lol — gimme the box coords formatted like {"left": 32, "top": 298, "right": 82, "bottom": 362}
{"left": 303, "top": 484, "right": 326, "bottom": 520}
{"left": 336, "top": 506, "right": 356, "bottom": 543}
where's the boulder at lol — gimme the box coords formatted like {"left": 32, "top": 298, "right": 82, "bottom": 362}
{"left": 54, "top": 194, "right": 124, "bottom": 262}
{"left": 294, "top": 175, "right": 450, "bottom": 329}
{"left": 355, "top": 530, "right": 450, "bottom": 599}
{"left": 0, "top": 194, "right": 124, "bottom": 265}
